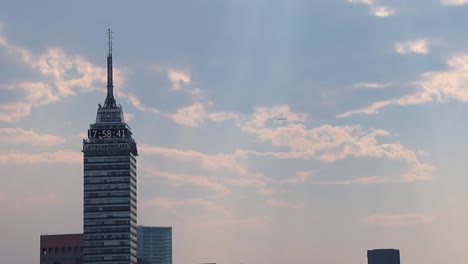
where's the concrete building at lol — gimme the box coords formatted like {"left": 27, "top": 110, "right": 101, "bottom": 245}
{"left": 82, "top": 30, "right": 138, "bottom": 264}
{"left": 40, "top": 233, "right": 83, "bottom": 264}
{"left": 137, "top": 226, "right": 172, "bottom": 264}
{"left": 367, "top": 249, "right": 400, "bottom": 264}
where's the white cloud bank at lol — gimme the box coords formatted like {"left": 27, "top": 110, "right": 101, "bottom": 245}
{"left": 338, "top": 54, "right": 468, "bottom": 118}
{"left": 239, "top": 105, "right": 434, "bottom": 183}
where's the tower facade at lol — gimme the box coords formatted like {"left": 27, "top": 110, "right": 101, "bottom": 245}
{"left": 83, "top": 30, "right": 138, "bottom": 264}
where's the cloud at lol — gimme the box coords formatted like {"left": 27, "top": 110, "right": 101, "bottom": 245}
{"left": 124, "top": 113, "right": 135, "bottom": 122}
{"left": 366, "top": 213, "right": 433, "bottom": 227}
{"left": 241, "top": 106, "right": 421, "bottom": 164}
{"left": 119, "top": 92, "right": 161, "bottom": 114}
{"left": 208, "top": 111, "right": 240, "bottom": 122}
{"left": 0, "top": 151, "right": 81, "bottom": 164}
{"left": 141, "top": 196, "right": 272, "bottom": 232}
{"left": 120, "top": 66, "right": 238, "bottom": 127}
{"left": 352, "top": 82, "right": 392, "bottom": 89}
{"left": 316, "top": 163, "right": 436, "bottom": 184}
{"left": 140, "top": 145, "right": 250, "bottom": 176}
{"left": 144, "top": 170, "right": 231, "bottom": 196}
{"left": 0, "top": 128, "right": 65, "bottom": 146}
{"left": 170, "top": 103, "right": 207, "bottom": 127}
{"left": 265, "top": 199, "right": 304, "bottom": 209}
{"left": 240, "top": 105, "right": 434, "bottom": 183}
{"left": 395, "top": 39, "right": 430, "bottom": 54}
{"left": 347, "top": 0, "right": 396, "bottom": 17}
{"left": 169, "top": 102, "right": 239, "bottom": 127}
{"left": 0, "top": 26, "right": 123, "bottom": 122}
{"left": 271, "top": 171, "right": 312, "bottom": 184}
{"left": 370, "top": 6, "right": 396, "bottom": 17}
{"left": 141, "top": 197, "right": 233, "bottom": 217}
{"left": 257, "top": 188, "right": 281, "bottom": 196}
{"left": 441, "top": 0, "right": 468, "bottom": 6}
{"left": 139, "top": 145, "right": 268, "bottom": 188}
{"left": 153, "top": 66, "right": 203, "bottom": 96}
{"left": 0, "top": 192, "right": 58, "bottom": 209}
{"left": 338, "top": 54, "right": 468, "bottom": 118}
{"left": 0, "top": 82, "right": 60, "bottom": 122}
{"left": 168, "top": 70, "right": 192, "bottom": 91}
{"left": 347, "top": 0, "right": 373, "bottom": 4}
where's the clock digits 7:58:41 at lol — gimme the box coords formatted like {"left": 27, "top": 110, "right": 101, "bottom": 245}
{"left": 88, "top": 129, "right": 128, "bottom": 139}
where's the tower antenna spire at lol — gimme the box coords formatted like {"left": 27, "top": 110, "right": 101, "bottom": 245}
{"left": 104, "top": 28, "right": 116, "bottom": 108}
{"left": 108, "top": 28, "right": 113, "bottom": 56}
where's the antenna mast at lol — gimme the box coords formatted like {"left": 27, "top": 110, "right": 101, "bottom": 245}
{"left": 104, "top": 28, "right": 116, "bottom": 108}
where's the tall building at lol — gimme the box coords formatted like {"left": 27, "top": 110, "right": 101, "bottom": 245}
{"left": 137, "top": 226, "right": 172, "bottom": 264}
{"left": 40, "top": 233, "right": 83, "bottom": 264}
{"left": 367, "top": 249, "right": 400, "bottom": 264}
{"left": 83, "top": 30, "right": 138, "bottom": 264}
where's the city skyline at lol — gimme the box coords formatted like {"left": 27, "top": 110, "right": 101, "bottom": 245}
{"left": 1, "top": 1, "right": 468, "bottom": 263}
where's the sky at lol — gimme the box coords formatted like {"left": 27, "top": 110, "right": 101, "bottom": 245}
{"left": 1, "top": 0, "right": 468, "bottom": 263}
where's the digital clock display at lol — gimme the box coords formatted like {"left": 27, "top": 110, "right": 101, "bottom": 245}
{"left": 88, "top": 129, "right": 129, "bottom": 139}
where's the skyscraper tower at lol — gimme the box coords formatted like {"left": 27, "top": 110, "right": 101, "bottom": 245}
{"left": 83, "top": 29, "right": 138, "bottom": 264}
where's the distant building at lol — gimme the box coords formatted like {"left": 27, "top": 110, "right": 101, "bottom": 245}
{"left": 40, "top": 233, "right": 83, "bottom": 264}
{"left": 367, "top": 249, "right": 400, "bottom": 264}
{"left": 137, "top": 226, "right": 172, "bottom": 264}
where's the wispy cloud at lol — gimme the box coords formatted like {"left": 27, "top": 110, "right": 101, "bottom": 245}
{"left": 141, "top": 196, "right": 272, "bottom": 232}
{"left": 366, "top": 213, "right": 433, "bottom": 227}
{"left": 257, "top": 188, "right": 282, "bottom": 196}
{"left": 0, "top": 192, "right": 58, "bottom": 209}
{"left": 338, "top": 54, "right": 468, "bottom": 118}
{"left": 141, "top": 197, "right": 233, "bottom": 217}
{"left": 0, "top": 26, "right": 122, "bottom": 122}
{"left": 316, "top": 163, "right": 435, "bottom": 184}
{"left": 153, "top": 65, "right": 203, "bottom": 96}
{"left": 168, "top": 69, "right": 192, "bottom": 91}
{"left": 271, "top": 171, "right": 312, "bottom": 185}
{"left": 140, "top": 145, "right": 271, "bottom": 191}
{"left": 352, "top": 82, "right": 392, "bottom": 89}
{"left": 170, "top": 103, "right": 207, "bottom": 127}
{"left": 123, "top": 66, "right": 238, "bottom": 127}
{"left": 169, "top": 103, "right": 239, "bottom": 127}
{"left": 347, "top": 0, "right": 396, "bottom": 17}
{"left": 0, "top": 128, "right": 65, "bottom": 146}
{"left": 348, "top": 0, "right": 373, "bottom": 4}
{"left": 441, "top": 0, "right": 468, "bottom": 6}
{"left": 0, "top": 151, "right": 81, "bottom": 164}
{"left": 395, "top": 39, "right": 430, "bottom": 54}
{"left": 140, "top": 145, "right": 250, "bottom": 176}
{"left": 265, "top": 199, "right": 304, "bottom": 209}
{"left": 370, "top": 6, "right": 396, "bottom": 17}
{"left": 143, "top": 169, "right": 231, "bottom": 197}
{"left": 119, "top": 92, "right": 161, "bottom": 114}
